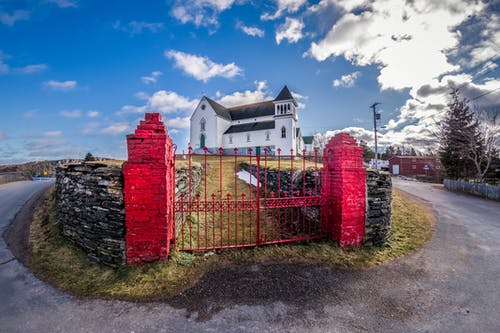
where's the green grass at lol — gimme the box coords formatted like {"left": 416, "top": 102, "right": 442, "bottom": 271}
{"left": 29, "top": 186, "right": 434, "bottom": 300}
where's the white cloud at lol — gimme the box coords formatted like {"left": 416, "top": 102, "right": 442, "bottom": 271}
{"left": 291, "top": 90, "right": 307, "bottom": 109}
{"left": 308, "top": 1, "right": 483, "bottom": 91}
{"left": 113, "top": 21, "right": 164, "bottom": 35}
{"left": 0, "top": 51, "right": 48, "bottom": 75}
{"left": 276, "top": 17, "right": 304, "bottom": 45}
{"left": 42, "top": 130, "right": 63, "bottom": 138}
{"left": 59, "top": 110, "right": 82, "bottom": 118}
{"left": 306, "top": 0, "right": 500, "bottom": 150}
{"left": 236, "top": 21, "right": 265, "bottom": 37}
{"left": 17, "top": 64, "right": 47, "bottom": 74}
{"left": 141, "top": 71, "right": 163, "bottom": 84}
{"left": 45, "top": 0, "right": 78, "bottom": 8}
{"left": 217, "top": 81, "right": 272, "bottom": 107}
{"left": 101, "top": 123, "right": 130, "bottom": 135}
{"left": 120, "top": 90, "right": 198, "bottom": 115}
{"left": 0, "top": 131, "right": 6, "bottom": 141}
{"left": 165, "top": 116, "right": 190, "bottom": 129}
{"left": 22, "top": 109, "right": 38, "bottom": 119}
{"left": 44, "top": 80, "right": 78, "bottom": 91}
{"left": 333, "top": 71, "right": 361, "bottom": 88}
{"left": 134, "top": 91, "right": 150, "bottom": 100}
{"left": 165, "top": 50, "right": 242, "bottom": 82}
{"left": 87, "top": 110, "right": 99, "bottom": 118}
{"left": 0, "top": 10, "right": 30, "bottom": 26}
{"left": 261, "top": 0, "right": 307, "bottom": 21}
{"left": 171, "top": 0, "right": 236, "bottom": 27}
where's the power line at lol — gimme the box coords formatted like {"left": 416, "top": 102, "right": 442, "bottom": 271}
{"left": 470, "top": 85, "right": 500, "bottom": 101}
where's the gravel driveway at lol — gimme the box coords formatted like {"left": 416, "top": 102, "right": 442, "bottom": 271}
{"left": 1, "top": 179, "right": 499, "bottom": 332}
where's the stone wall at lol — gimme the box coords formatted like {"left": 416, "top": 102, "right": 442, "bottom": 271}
{"left": 56, "top": 163, "right": 125, "bottom": 267}
{"left": 55, "top": 162, "right": 203, "bottom": 267}
{"left": 365, "top": 170, "right": 392, "bottom": 246}
{"left": 240, "top": 163, "right": 320, "bottom": 195}
{"left": 242, "top": 164, "right": 392, "bottom": 246}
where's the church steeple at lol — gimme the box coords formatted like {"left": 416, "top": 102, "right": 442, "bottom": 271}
{"left": 273, "top": 85, "right": 297, "bottom": 119}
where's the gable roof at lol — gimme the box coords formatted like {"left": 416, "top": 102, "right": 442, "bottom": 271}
{"left": 303, "top": 136, "right": 314, "bottom": 144}
{"left": 275, "top": 85, "right": 294, "bottom": 101}
{"left": 224, "top": 120, "right": 275, "bottom": 134}
{"left": 228, "top": 100, "right": 275, "bottom": 120}
{"left": 202, "top": 85, "right": 297, "bottom": 121}
{"left": 205, "top": 97, "right": 231, "bottom": 120}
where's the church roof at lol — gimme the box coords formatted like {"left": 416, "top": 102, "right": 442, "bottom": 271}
{"left": 274, "top": 85, "right": 294, "bottom": 101}
{"left": 228, "top": 100, "right": 275, "bottom": 120}
{"left": 224, "top": 120, "right": 275, "bottom": 134}
{"left": 205, "top": 97, "right": 232, "bottom": 120}
{"left": 303, "top": 136, "right": 314, "bottom": 144}
{"left": 204, "top": 85, "right": 297, "bottom": 121}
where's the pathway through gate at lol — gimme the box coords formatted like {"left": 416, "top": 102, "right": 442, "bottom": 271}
{"left": 175, "top": 147, "right": 324, "bottom": 250}
{"left": 123, "top": 113, "right": 366, "bottom": 264}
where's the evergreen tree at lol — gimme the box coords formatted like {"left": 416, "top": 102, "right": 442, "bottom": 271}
{"left": 84, "top": 152, "right": 96, "bottom": 161}
{"left": 360, "top": 140, "right": 375, "bottom": 163}
{"left": 439, "top": 90, "right": 478, "bottom": 179}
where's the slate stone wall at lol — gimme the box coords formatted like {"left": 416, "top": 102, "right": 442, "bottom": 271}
{"left": 240, "top": 163, "right": 320, "bottom": 195}
{"left": 56, "top": 163, "right": 125, "bottom": 267}
{"left": 55, "top": 162, "right": 203, "bottom": 267}
{"left": 242, "top": 164, "right": 392, "bottom": 246}
{"left": 365, "top": 170, "right": 392, "bottom": 246}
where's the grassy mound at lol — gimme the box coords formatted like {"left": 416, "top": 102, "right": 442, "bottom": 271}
{"left": 29, "top": 186, "right": 434, "bottom": 300}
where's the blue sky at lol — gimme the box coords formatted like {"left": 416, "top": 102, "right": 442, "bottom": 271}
{"left": 0, "top": 0, "right": 499, "bottom": 164}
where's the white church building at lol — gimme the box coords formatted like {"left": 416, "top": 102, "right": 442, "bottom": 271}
{"left": 189, "top": 85, "right": 305, "bottom": 155}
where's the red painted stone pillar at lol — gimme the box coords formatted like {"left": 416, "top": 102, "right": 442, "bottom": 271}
{"left": 321, "top": 133, "right": 366, "bottom": 247}
{"left": 123, "top": 113, "right": 175, "bottom": 264}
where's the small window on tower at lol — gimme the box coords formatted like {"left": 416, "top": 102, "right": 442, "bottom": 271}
{"left": 229, "top": 135, "right": 233, "bottom": 144}
{"left": 200, "top": 118, "right": 206, "bottom": 131}
{"left": 281, "top": 126, "right": 286, "bottom": 138}
{"left": 265, "top": 131, "right": 270, "bottom": 141}
{"left": 247, "top": 133, "right": 251, "bottom": 142}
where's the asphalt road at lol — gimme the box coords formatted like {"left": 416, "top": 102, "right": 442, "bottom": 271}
{"left": 1, "top": 179, "right": 499, "bottom": 333}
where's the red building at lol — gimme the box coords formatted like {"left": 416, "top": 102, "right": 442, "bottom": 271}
{"left": 389, "top": 156, "right": 441, "bottom": 177}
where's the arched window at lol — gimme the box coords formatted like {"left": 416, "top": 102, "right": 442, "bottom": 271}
{"left": 281, "top": 126, "right": 286, "bottom": 138}
{"left": 246, "top": 133, "right": 251, "bottom": 142}
{"left": 229, "top": 135, "right": 233, "bottom": 144}
{"left": 287, "top": 103, "right": 290, "bottom": 111}
{"left": 200, "top": 118, "right": 206, "bottom": 131}
{"left": 200, "top": 134, "right": 206, "bottom": 148}
{"left": 265, "top": 131, "right": 270, "bottom": 141}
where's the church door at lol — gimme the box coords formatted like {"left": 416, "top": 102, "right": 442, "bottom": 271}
{"left": 200, "top": 134, "right": 205, "bottom": 148}
{"left": 256, "top": 146, "right": 261, "bottom": 156}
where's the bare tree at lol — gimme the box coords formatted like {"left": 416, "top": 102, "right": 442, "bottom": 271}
{"left": 463, "top": 107, "right": 500, "bottom": 181}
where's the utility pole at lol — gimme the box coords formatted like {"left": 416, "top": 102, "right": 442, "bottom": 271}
{"left": 370, "top": 102, "right": 381, "bottom": 170}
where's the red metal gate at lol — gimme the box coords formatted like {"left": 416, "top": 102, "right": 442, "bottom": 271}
{"left": 175, "top": 147, "right": 324, "bottom": 251}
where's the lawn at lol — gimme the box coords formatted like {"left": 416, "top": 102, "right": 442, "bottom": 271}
{"left": 29, "top": 185, "right": 434, "bottom": 301}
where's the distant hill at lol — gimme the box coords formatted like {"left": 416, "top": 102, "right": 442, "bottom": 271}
{"left": 0, "top": 158, "right": 125, "bottom": 178}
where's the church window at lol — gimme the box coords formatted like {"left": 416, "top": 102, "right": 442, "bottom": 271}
{"left": 201, "top": 104, "right": 206, "bottom": 110}
{"left": 281, "top": 126, "right": 286, "bottom": 138}
{"left": 200, "top": 118, "right": 206, "bottom": 131}
{"left": 288, "top": 103, "right": 290, "bottom": 111}
{"left": 247, "top": 133, "right": 251, "bottom": 142}
{"left": 229, "top": 135, "right": 233, "bottom": 144}
{"left": 265, "top": 131, "right": 270, "bottom": 141}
